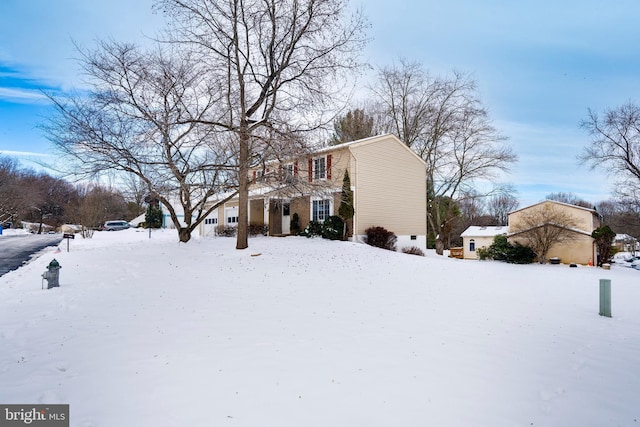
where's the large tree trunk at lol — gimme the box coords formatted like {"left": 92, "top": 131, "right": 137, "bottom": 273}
{"left": 178, "top": 227, "right": 191, "bottom": 243}
{"left": 236, "top": 131, "right": 249, "bottom": 250}
{"left": 435, "top": 238, "right": 445, "bottom": 256}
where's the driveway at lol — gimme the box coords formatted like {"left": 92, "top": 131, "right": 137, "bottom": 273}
{"left": 0, "top": 233, "right": 63, "bottom": 277}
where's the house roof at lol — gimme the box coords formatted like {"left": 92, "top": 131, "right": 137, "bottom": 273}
{"left": 460, "top": 226, "right": 507, "bottom": 237}
{"left": 263, "top": 133, "right": 427, "bottom": 167}
{"left": 507, "top": 223, "right": 593, "bottom": 238}
{"left": 508, "top": 199, "right": 597, "bottom": 216}
{"left": 615, "top": 234, "right": 637, "bottom": 242}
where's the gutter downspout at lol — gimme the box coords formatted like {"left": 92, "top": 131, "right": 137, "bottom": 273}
{"left": 349, "top": 147, "right": 358, "bottom": 243}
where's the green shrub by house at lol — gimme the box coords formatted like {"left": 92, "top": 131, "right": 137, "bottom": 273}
{"left": 480, "top": 234, "right": 536, "bottom": 264}
{"left": 290, "top": 212, "right": 301, "bottom": 235}
{"left": 299, "top": 216, "right": 344, "bottom": 241}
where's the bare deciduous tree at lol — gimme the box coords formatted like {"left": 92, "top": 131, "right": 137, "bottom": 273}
{"left": 580, "top": 102, "right": 640, "bottom": 199}
{"left": 370, "top": 59, "right": 516, "bottom": 253}
{"left": 76, "top": 184, "right": 129, "bottom": 238}
{"left": 0, "top": 156, "right": 28, "bottom": 225}
{"left": 157, "top": 0, "right": 368, "bottom": 249}
{"left": 487, "top": 192, "right": 519, "bottom": 226}
{"left": 509, "top": 204, "right": 581, "bottom": 264}
{"left": 545, "top": 192, "right": 592, "bottom": 209}
{"left": 596, "top": 198, "right": 640, "bottom": 241}
{"left": 44, "top": 42, "right": 238, "bottom": 242}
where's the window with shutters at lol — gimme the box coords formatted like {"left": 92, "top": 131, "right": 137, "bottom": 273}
{"left": 313, "top": 157, "right": 326, "bottom": 180}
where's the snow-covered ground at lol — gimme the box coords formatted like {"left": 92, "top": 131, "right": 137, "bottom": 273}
{"left": 1, "top": 229, "right": 639, "bottom": 426}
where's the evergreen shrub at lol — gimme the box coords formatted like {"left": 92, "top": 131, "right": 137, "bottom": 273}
{"left": 290, "top": 212, "right": 301, "bottom": 235}
{"left": 321, "top": 216, "right": 344, "bottom": 240}
{"left": 300, "top": 220, "right": 323, "bottom": 237}
{"left": 480, "top": 235, "right": 536, "bottom": 264}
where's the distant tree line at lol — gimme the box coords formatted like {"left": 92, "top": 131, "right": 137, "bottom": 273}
{"left": 0, "top": 155, "right": 144, "bottom": 234}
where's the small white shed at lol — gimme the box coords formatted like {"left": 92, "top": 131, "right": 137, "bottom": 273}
{"left": 460, "top": 226, "right": 507, "bottom": 260}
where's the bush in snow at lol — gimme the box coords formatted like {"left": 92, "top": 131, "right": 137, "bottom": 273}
{"left": 364, "top": 226, "right": 397, "bottom": 251}
{"left": 248, "top": 223, "right": 268, "bottom": 236}
{"left": 299, "top": 217, "right": 344, "bottom": 240}
{"left": 402, "top": 246, "right": 425, "bottom": 256}
{"left": 216, "top": 225, "right": 237, "bottom": 237}
{"left": 480, "top": 235, "right": 536, "bottom": 264}
{"left": 290, "top": 212, "right": 301, "bottom": 235}
{"left": 299, "top": 220, "right": 323, "bottom": 238}
{"left": 321, "top": 216, "right": 344, "bottom": 241}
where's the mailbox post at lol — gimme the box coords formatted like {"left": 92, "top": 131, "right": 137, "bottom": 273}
{"left": 63, "top": 233, "right": 75, "bottom": 252}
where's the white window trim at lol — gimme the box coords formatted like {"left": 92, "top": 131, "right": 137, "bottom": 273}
{"left": 311, "top": 197, "right": 333, "bottom": 222}
{"left": 313, "top": 156, "right": 327, "bottom": 181}
{"left": 225, "top": 207, "right": 239, "bottom": 226}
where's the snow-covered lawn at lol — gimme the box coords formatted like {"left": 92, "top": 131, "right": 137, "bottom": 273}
{"left": 1, "top": 229, "right": 639, "bottom": 426}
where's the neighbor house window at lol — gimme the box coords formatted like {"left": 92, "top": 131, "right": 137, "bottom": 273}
{"left": 225, "top": 207, "right": 239, "bottom": 225}
{"left": 312, "top": 199, "right": 331, "bottom": 222}
{"left": 469, "top": 239, "right": 476, "bottom": 252}
{"left": 205, "top": 218, "right": 218, "bottom": 225}
{"left": 313, "top": 157, "right": 326, "bottom": 180}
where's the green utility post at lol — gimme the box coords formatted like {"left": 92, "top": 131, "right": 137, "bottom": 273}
{"left": 599, "top": 279, "right": 611, "bottom": 318}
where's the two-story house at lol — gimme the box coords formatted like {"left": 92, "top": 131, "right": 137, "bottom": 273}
{"left": 199, "top": 134, "right": 427, "bottom": 250}
{"left": 507, "top": 200, "right": 601, "bottom": 264}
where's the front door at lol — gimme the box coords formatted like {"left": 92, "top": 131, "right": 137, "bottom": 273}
{"left": 282, "top": 202, "right": 291, "bottom": 234}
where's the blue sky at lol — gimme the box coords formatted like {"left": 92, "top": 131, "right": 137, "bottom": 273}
{"left": 1, "top": 0, "right": 638, "bottom": 207}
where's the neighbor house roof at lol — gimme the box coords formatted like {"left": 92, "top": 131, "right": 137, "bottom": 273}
{"left": 460, "top": 226, "right": 507, "bottom": 237}
{"left": 508, "top": 199, "right": 596, "bottom": 215}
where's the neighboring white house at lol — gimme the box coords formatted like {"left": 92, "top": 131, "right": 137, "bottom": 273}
{"left": 614, "top": 234, "right": 639, "bottom": 253}
{"left": 460, "top": 226, "right": 507, "bottom": 260}
{"left": 129, "top": 201, "right": 196, "bottom": 229}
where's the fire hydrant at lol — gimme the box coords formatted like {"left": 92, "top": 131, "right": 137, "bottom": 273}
{"left": 42, "top": 259, "right": 61, "bottom": 289}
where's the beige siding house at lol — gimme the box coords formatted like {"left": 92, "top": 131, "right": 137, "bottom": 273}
{"left": 507, "top": 200, "right": 601, "bottom": 265}
{"left": 199, "top": 134, "right": 427, "bottom": 250}
{"left": 460, "top": 226, "right": 507, "bottom": 260}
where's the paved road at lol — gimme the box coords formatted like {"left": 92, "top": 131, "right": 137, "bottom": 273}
{"left": 0, "top": 234, "right": 63, "bottom": 277}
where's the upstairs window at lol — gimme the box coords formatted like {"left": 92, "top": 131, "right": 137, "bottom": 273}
{"left": 313, "top": 157, "right": 326, "bottom": 180}
{"left": 309, "top": 154, "right": 331, "bottom": 182}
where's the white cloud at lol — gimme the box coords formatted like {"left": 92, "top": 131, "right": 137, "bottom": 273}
{"left": 0, "top": 87, "right": 48, "bottom": 103}
{"left": 0, "top": 150, "right": 52, "bottom": 158}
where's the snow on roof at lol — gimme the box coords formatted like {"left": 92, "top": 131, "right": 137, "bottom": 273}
{"left": 460, "top": 226, "right": 507, "bottom": 237}
{"left": 615, "top": 234, "right": 637, "bottom": 241}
